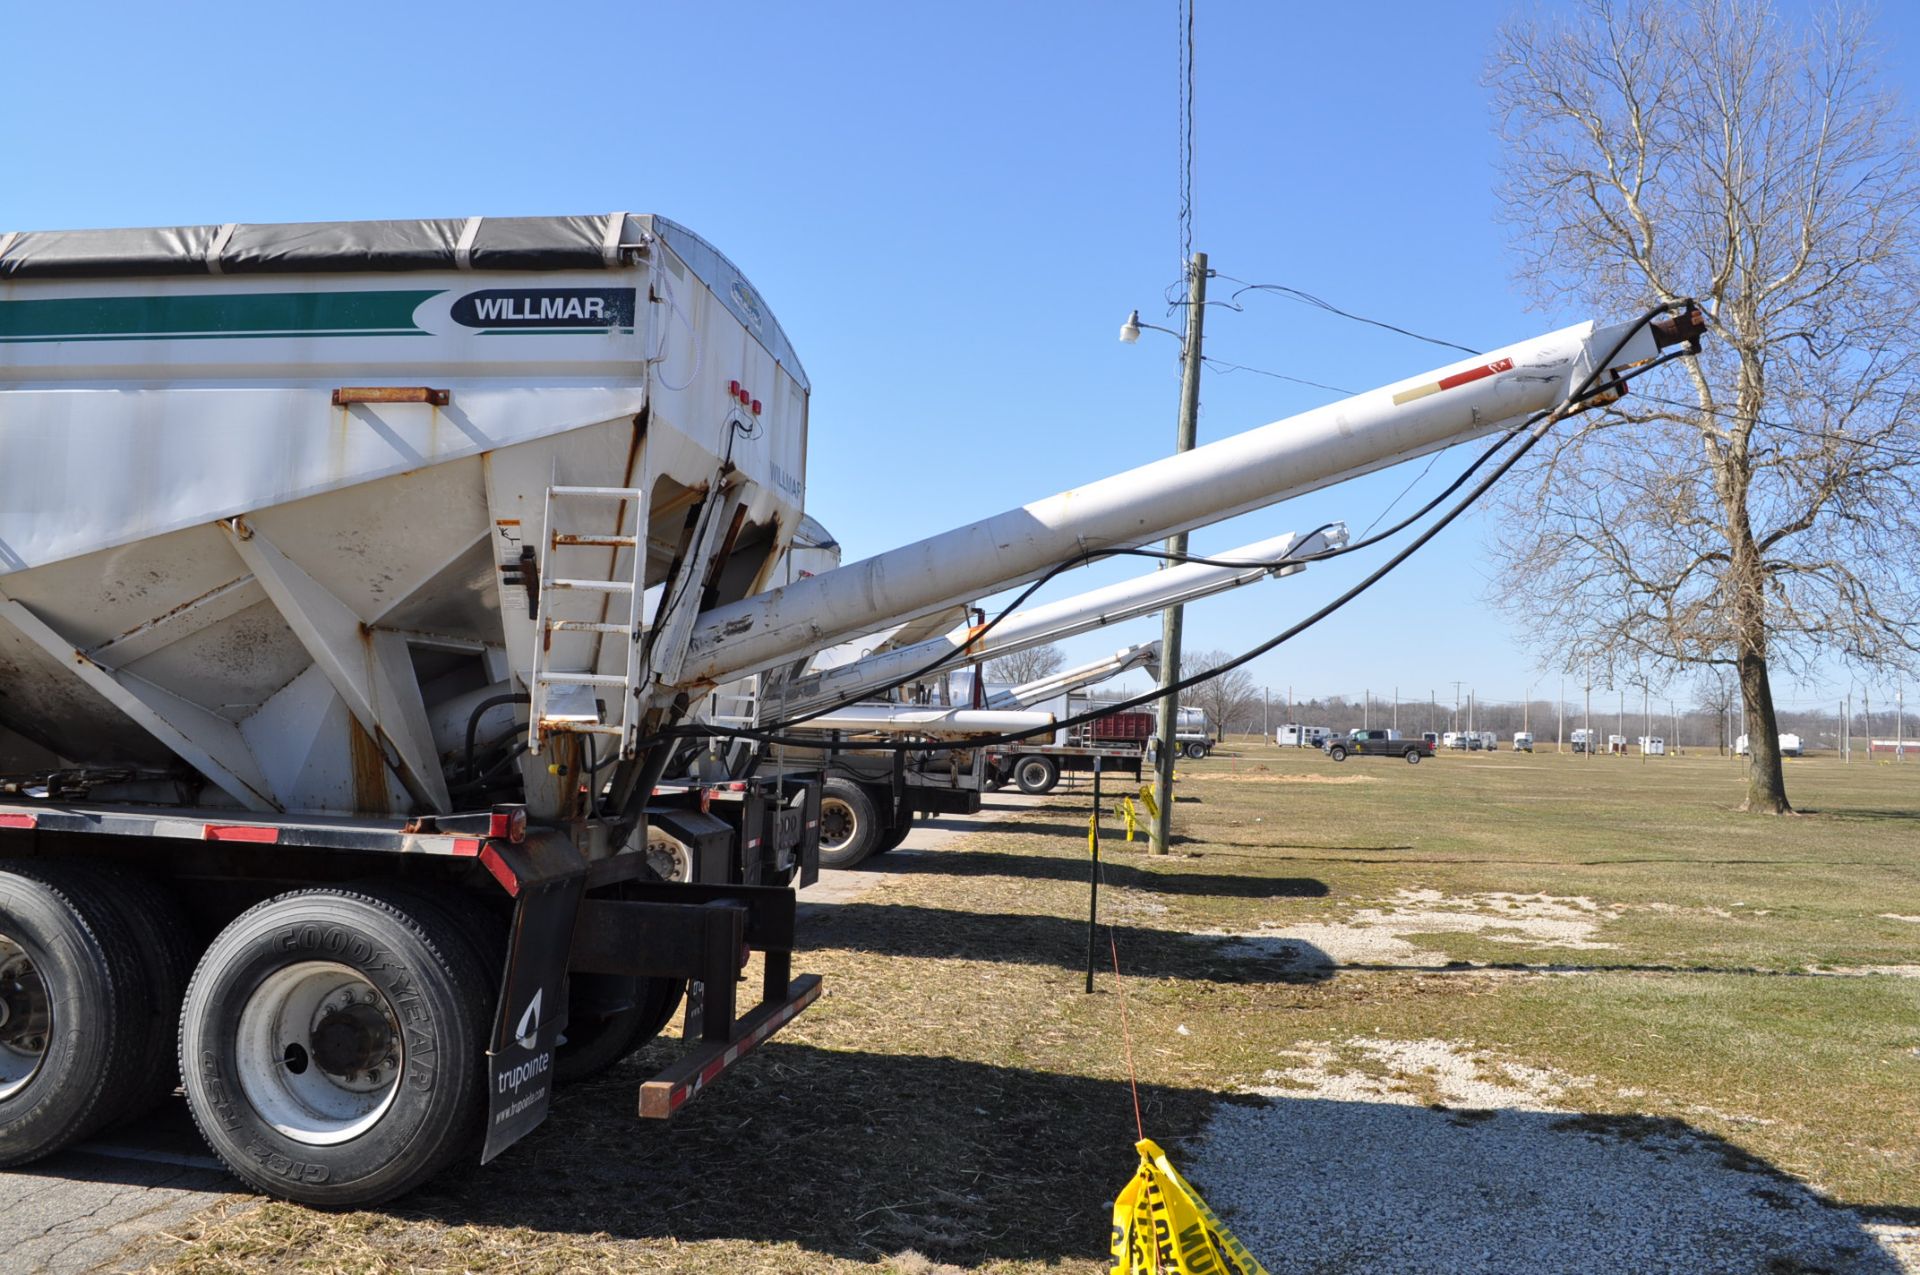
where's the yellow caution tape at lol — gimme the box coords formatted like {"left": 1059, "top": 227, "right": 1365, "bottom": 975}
{"left": 1110, "top": 1138, "right": 1270, "bottom": 1275}
{"left": 1120, "top": 796, "right": 1138, "bottom": 842}
{"left": 1088, "top": 810, "right": 1099, "bottom": 857}
{"left": 1138, "top": 785, "right": 1160, "bottom": 821}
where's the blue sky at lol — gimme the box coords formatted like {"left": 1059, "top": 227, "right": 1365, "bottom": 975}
{"left": 5, "top": 1, "right": 1917, "bottom": 715}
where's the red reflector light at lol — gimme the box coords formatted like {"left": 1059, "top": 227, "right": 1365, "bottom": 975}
{"left": 728, "top": 379, "right": 741, "bottom": 397}
{"left": 488, "top": 806, "right": 528, "bottom": 843}
{"left": 204, "top": 824, "right": 279, "bottom": 843}
{"left": 750, "top": 399, "right": 762, "bottom": 414}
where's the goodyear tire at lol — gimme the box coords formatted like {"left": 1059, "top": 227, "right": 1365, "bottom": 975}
{"left": 1014, "top": 756, "right": 1060, "bottom": 795}
{"left": 0, "top": 864, "right": 153, "bottom": 1166}
{"left": 1405, "top": 748, "right": 1422, "bottom": 764}
{"left": 179, "top": 886, "right": 491, "bottom": 1206}
{"left": 818, "top": 779, "right": 883, "bottom": 868}
{"left": 1327, "top": 745, "right": 1348, "bottom": 762}
{"left": 1184, "top": 741, "right": 1209, "bottom": 760}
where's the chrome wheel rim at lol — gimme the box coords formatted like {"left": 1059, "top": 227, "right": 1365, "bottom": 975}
{"left": 0, "top": 935, "right": 51, "bottom": 1102}
{"left": 819, "top": 799, "right": 857, "bottom": 852}
{"left": 236, "top": 961, "right": 402, "bottom": 1146}
{"left": 645, "top": 830, "right": 694, "bottom": 883}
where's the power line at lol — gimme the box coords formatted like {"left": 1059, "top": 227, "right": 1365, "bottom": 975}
{"left": 1623, "top": 391, "right": 1920, "bottom": 464}
{"left": 1176, "top": 0, "right": 1195, "bottom": 267}
{"left": 1216, "top": 276, "right": 1482, "bottom": 356}
{"left": 1199, "top": 355, "right": 1353, "bottom": 396}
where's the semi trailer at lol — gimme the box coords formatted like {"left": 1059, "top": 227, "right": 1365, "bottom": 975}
{"left": 775, "top": 526, "right": 1343, "bottom": 865}
{"left": 0, "top": 209, "right": 1702, "bottom": 1205}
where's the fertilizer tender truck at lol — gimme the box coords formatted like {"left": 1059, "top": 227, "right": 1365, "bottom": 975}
{"left": 0, "top": 209, "right": 1702, "bottom": 1205}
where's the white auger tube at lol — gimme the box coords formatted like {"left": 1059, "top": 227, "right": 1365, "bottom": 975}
{"left": 682, "top": 314, "right": 1677, "bottom": 687}
{"left": 992, "top": 642, "right": 1162, "bottom": 710}
{"left": 765, "top": 524, "right": 1344, "bottom": 720}
{"left": 780, "top": 706, "right": 1056, "bottom": 738}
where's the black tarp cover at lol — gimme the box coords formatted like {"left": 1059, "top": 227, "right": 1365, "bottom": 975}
{"left": 0, "top": 214, "right": 637, "bottom": 279}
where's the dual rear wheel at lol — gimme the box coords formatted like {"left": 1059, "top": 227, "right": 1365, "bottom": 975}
{"left": 0, "top": 865, "right": 686, "bottom": 1206}
{"left": 0, "top": 863, "right": 177, "bottom": 1167}
{"left": 177, "top": 886, "right": 494, "bottom": 1205}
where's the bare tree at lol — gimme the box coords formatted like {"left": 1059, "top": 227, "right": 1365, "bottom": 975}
{"left": 984, "top": 643, "right": 1065, "bottom": 687}
{"left": 1488, "top": 0, "right": 1920, "bottom": 813}
{"left": 1692, "top": 668, "right": 1739, "bottom": 755}
{"left": 1184, "top": 650, "right": 1258, "bottom": 740}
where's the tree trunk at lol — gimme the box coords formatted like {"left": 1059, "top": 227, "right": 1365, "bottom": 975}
{"left": 1727, "top": 476, "right": 1793, "bottom": 813}
{"left": 1737, "top": 646, "right": 1792, "bottom": 813}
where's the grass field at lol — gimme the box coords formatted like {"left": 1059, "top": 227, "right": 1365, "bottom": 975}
{"left": 152, "top": 741, "right": 1920, "bottom": 1273}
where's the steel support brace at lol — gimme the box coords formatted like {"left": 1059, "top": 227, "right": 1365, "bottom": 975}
{"left": 222, "top": 518, "right": 451, "bottom": 813}
{"left": 0, "top": 590, "right": 280, "bottom": 812}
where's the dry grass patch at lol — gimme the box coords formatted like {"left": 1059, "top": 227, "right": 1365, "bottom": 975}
{"left": 147, "top": 739, "right": 1920, "bottom": 1272}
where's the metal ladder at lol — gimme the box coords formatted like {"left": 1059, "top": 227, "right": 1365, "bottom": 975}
{"left": 527, "top": 485, "right": 647, "bottom": 758}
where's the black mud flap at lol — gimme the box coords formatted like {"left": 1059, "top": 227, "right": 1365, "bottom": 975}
{"left": 481, "top": 871, "right": 586, "bottom": 1163}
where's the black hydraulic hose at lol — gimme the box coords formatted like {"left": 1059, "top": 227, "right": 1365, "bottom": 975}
{"left": 464, "top": 693, "right": 530, "bottom": 782}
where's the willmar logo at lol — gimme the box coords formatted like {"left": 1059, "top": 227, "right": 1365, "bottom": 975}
{"left": 728, "top": 278, "right": 766, "bottom": 333}
{"left": 452, "top": 287, "right": 636, "bottom": 330}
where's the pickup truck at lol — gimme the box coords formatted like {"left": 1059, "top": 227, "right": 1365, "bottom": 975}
{"left": 1324, "top": 729, "right": 1433, "bottom": 764}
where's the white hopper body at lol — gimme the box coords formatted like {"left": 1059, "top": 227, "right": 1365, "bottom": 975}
{"left": 0, "top": 214, "right": 809, "bottom": 820}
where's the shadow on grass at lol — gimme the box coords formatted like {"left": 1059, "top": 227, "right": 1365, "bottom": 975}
{"left": 400, "top": 1042, "right": 1230, "bottom": 1264}
{"left": 869, "top": 847, "right": 1329, "bottom": 900}
{"left": 1817, "top": 807, "right": 1920, "bottom": 823}
{"left": 381, "top": 1045, "right": 1916, "bottom": 1270}
{"left": 971, "top": 820, "right": 1253, "bottom": 849}
{"left": 804, "top": 901, "right": 1336, "bottom": 984}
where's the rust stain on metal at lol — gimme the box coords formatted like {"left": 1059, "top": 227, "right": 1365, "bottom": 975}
{"left": 95, "top": 574, "right": 255, "bottom": 656}
{"left": 649, "top": 482, "right": 711, "bottom": 523}
{"left": 348, "top": 716, "right": 389, "bottom": 815}
{"left": 959, "top": 620, "right": 992, "bottom": 656}
{"left": 331, "top": 387, "right": 452, "bottom": 406}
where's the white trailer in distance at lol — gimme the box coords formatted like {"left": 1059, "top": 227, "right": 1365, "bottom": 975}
{"left": 0, "top": 210, "right": 1702, "bottom": 1204}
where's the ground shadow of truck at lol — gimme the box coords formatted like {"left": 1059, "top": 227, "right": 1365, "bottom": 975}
{"left": 860, "top": 845, "right": 1331, "bottom": 900}
{"left": 373, "top": 1042, "right": 1913, "bottom": 1272}
{"left": 802, "top": 901, "right": 1339, "bottom": 985}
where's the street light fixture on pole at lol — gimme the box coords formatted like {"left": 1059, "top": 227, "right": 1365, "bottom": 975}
{"left": 1123, "top": 251, "right": 1208, "bottom": 855}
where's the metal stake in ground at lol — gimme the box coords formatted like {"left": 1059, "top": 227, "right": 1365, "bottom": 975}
{"left": 1087, "top": 755, "right": 1102, "bottom": 994}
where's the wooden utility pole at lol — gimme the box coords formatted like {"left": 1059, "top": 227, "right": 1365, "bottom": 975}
{"left": 1150, "top": 251, "right": 1206, "bottom": 856}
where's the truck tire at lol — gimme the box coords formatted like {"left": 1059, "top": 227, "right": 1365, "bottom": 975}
{"left": 1404, "top": 748, "right": 1422, "bottom": 764}
{"left": 1013, "top": 756, "right": 1059, "bottom": 795}
{"left": 0, "top": 863, "right": 152, "bottom": 1166}
{"left": 818, "top": 779, "right": 882, "bottom": 868}
{"left": 84, "top": 868, "right": 195, "bottom": 1124}
{"left": 545, "top": 880, "right": 684, "bottom": 1085}
{"left": 873, "top": 810, "right": 914, "bottom": 856}
{"left": 179, "top": 886, "right": 492, "bottom": 1206}
{"left": 1183, "top": 741, "right": 1208, "bottom": 760}
{"left": 1327, "top": 745, "right": 1348, "bottom": 762}
{"left": 554, "top": 973, "right": 685, "bottom": 1085}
